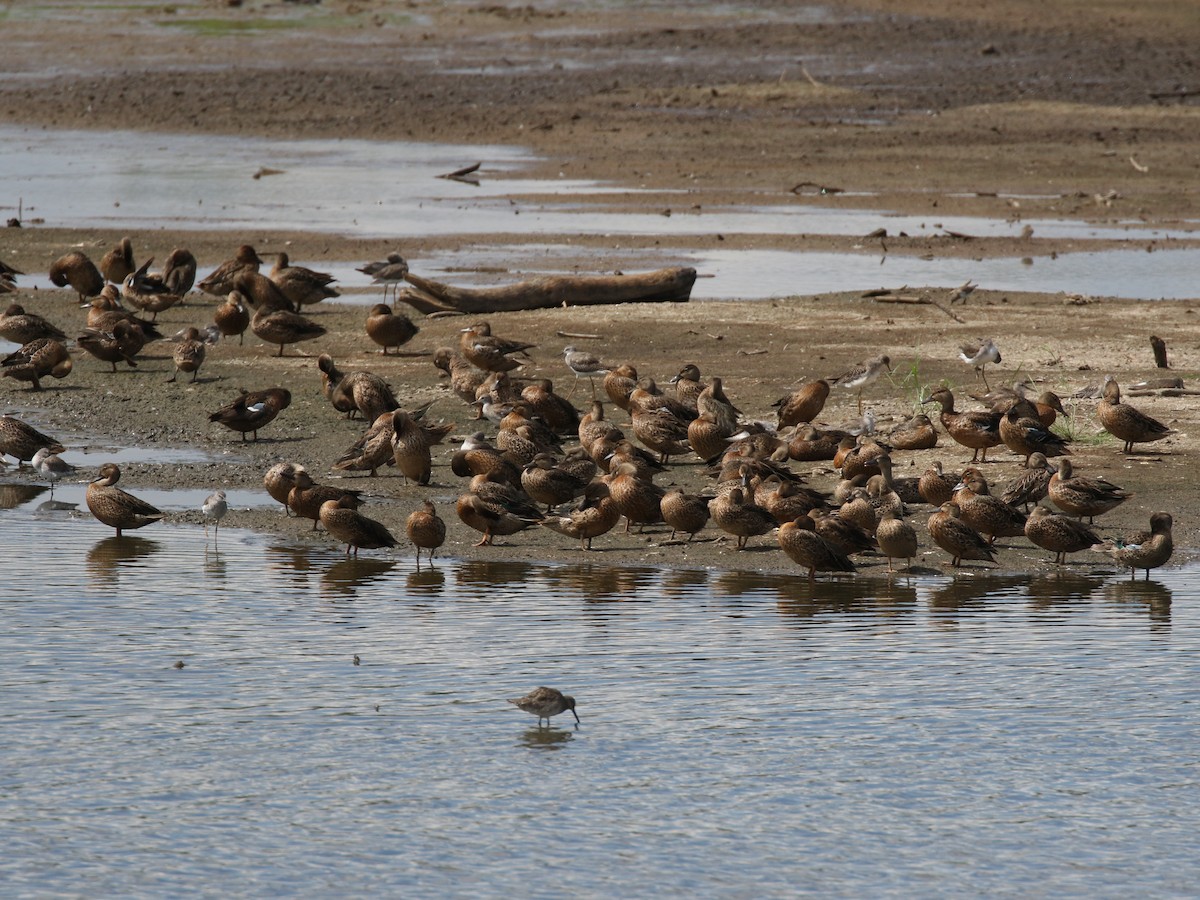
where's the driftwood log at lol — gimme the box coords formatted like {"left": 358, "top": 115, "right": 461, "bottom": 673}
{"left": 396, "top": 267, "right": 696, "bottom": 315}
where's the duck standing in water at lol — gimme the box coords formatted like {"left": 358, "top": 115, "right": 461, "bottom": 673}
{"left": 86, "top": 463, "right": 165, "bottom": 537}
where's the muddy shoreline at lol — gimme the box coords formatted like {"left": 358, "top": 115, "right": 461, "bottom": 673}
{"left": 1, "top": 0, "right": 1198, "bottom": 575}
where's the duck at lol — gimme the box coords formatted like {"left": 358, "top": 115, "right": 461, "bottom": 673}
{"left": 839, "top": 436, "right": 888, "bottom": 481}
{"left": 98, "top": 237, "right": 136, "bottom": 285}
{"left": 810, "top": 507, "right": 877, "bottom": 555}
{"left": 455, "top": 492, "right": 541, "bottom": 546}
{"left": 0, "top": 414, "right": 65, "bottom": 466}
{"left": 1097, "top": 377, "right": 1173, "bottom": 454}
{"left": 317, "top": 354, "right": 401, "bottom": 421}
{"left": 251, "top": 305, "right": 326, "bottom": 356}
{"left": 287, "top": 469, "right": 364, "bottom": 531}
{"left": 521, "top": 379, "right": 580, "bottom": 435}
{"left": 121, "top": 259, "right": 183, "bottom": 319}
{"left": 1033, "top": 391, "right": 1068, "bottom": 429}
{"left": 927, "top": 502, "right": 996, "bottom": 567}
{"left": 668, "top": 363, "right": 706, "bottom": 413}
{"left": 886, "top": 413, "right": 938, "bottom": 451}
{"left": 406, "top": 500, "right": 447, "bottom": 567}
{"left": 333, "top": 411, "right": 398, "bottom": 477}
{"left": 1048, "top": 459, "right": 1130, "bottom": 522}
{"left": 603, "top": 363, "right": 639, "bottom": 412}
{"left": 0, "top": 303, "right": 67, "bottom": 344}
{"left": 952, "top": 468, "right": 1028, "bottom": 544}
{"left": 708, "top": 487, "right": 776, "bottom": 550}
{"left": 234, "top": 270, "right": 296, "bottom": 312}
{"left": 758, "top": 476, "right": 827, "bottom": 524}
{"left": 459, "top": 321, "right": 536, "bottom": 373}
{"left": 1024, "top": 505, "right": 1101, "bottom": 565}
{"left": 468, "top": 473, "right": 543, "bottom": 522}
{"left": 76, "top": 320, "right": 148, "bottom": 373}
{"left": 631, "top": 407, "right": 691, "bottom": 464}
{"left": 263, "top": 462, "right": 306, "bottom": 515}
{"left": 772, "top": 379, "right": 830, "bottom": 428}
{"left": 434, "top": 347, "right": 488, "bottom": 407}
{"left": 923, "top": 387, "right": 1002, "bottom": 462}
{"left": 778, "top": 517, "right": 855, "bottom": 581}
{"left": 167, "top": 327, "right": 206, "bottom": 383}
{"left": 198, "top": 245, "right": 263, "bottom": 298}
{"left": 451, "top": 433, "right": 522, "bottom": 485}
{"left": 365, "top": 304, "right": 419, "bottom": 355}
{"left": 876, "top": 508, "right": 919, "bottom": 573}
{"left": 540, "top": 481, "right": 623, "bottom": 550}
{"left": 1000, "top": 452, "right": 1055, "bottom": 511}
{"left": 269, "top": 252, "right": 339, "bottom": 311}
{"left": 86, "top": 463, "right": 165, "bottom": 537}
{"left": 604, "top": 461, "right": 666, "bottom": 532}
{"left": 999, "top": 399, "right": 1071, "bottom": 467}
{"left": 1098, "top": 512, "right": 1174, "bottom": 580}
{"left": 391, "top": 409, "right": 453, "bottom": 485}
{"left": 660, "top": 489, "right": 711, "bottom": 542}
{"left": 2, "top": 338, "right": 72, "bottom": 391}
{"left": 83, "top": 286, "right": 163, "bottom": 338}
{"left": 49, "top": 251, "right": 105, "bottom": 301}
{"left": 871, "top": 453, "right": 922, "bottom": 505}
{"left": 521, "top": 453, "right": 589, "bottom": 512}
{"left": 686, "top": 410, "right": 733, "bottom": 463}
{"left": 696, "top": 376, "right": 740, "bottom": 433}
{"left": 213, "top": 291, "right": 251, "bottom": 344}
{"left": 918, "top": 461, "right": 959, "bottom": 506}
{"left": 319, "top": 498, "right": 397, "bottom": 557}
{"left": 787, "top": 424, "right": 846, "bottom": 462}
{"left": 161, "top": 247, "right": 198, "bottom": 297}
{"left": 208, "top": 387, "right": 292, "bottom": 442}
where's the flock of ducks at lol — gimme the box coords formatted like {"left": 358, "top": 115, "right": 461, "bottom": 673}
{"left": 0, "top": 239, "right": 1182, "bottom": 582}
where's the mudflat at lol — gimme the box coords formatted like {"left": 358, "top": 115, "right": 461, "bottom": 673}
{"left": 0, "top": 0, "right": 1197, "bottom": 572}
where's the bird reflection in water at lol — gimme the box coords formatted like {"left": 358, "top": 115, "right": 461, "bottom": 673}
{"left": 266, "top": 543, "right": 318, "bottom": 586}
{"left": 1105, "top": 578, "right": 1172, "bottom": 628}
{"left": 203, "top": 547, "right": 227, "bottom": 582}
{"left": 0, "top": 482, "right": 47, "bottom": 509}
{"left": 456, "top": 558, "right": 538, "bottom": 590}
{"left": 34, "top": 498, "right": 78, "bottom": 516}
{"left": 1026, "top": 572, "right": 1104, "bottom": 613}
{"left": 660, "top": 567, "right": 709, "bottom": 600}
{"left": 518, "top": 727, "right": 576, "bottom": 750}
{"left": 321, "top": 557, "right": 397, "bottom": 597}
{"left": 406, "top": 567, "right": 446, "bottom": 595}
{"left": 927, "top": 575, "right": 1026, "bottom": 623}
{"left": 85, "top": 534, "right": 160, "bottom": 586}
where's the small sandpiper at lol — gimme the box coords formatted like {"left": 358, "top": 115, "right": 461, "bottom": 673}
{"left": 31, "top": 447, "right": 76, "bottom": 495}
{"left": 562, "top": 346, "right": 612, "bottom": 399}
{"left": 202, "top": 489, "right": 228, "bottom": 537}
{"left": 959, "top": 338, "right": 1002, "bottom": 389}
{"left": 832, "top": 354, "right": 891, "bottom": 413}
{"left": 508, "top": 686, "right": 580, "bottom": 727}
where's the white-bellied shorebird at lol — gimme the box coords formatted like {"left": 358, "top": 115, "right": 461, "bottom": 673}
{"left": 508, "top": 686, "right": 579, "bottom": 727}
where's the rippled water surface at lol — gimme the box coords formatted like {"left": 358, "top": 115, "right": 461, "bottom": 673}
{"left": 2, "top": 494, "right": 1198, "bottom": 896}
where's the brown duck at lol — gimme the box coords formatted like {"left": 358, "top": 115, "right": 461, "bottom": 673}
{"left": 918, "top": 461, "right": 959, "bottom": 507}
{"left": 0, "top": 303, "right": 67, "bottom": 344}
{"left": 660, "top": 489, "right": 711, "bottom": 542}
{"left": 1098, "top": 512, "right": 1173, "bottom": 579}
{"left": 49, "top": 251, "right": 104, "bottom": 301}
{"left": 999, "top": 399, "right": 1071, "bottom": 467}
{"left": 605, "top": 461, "right": 666, "bottom": 532}
{"left": 708, "top": 487, "right": 776, "bottom": 550}
{"left": 209, "top": 387, "right": 292, "bottom": 442}
{"left": 263, "top": 462, "right": 306, "bottom": 515}
{"left": 773, "top": 379, "right": 829, "bottom": 428}
{"left": 76, "top": 320, "right": 148, "bottom": 372}
{"left": 521, "top": 453, "right": 589, "bottom": 512}
{"left": 287, "top": 469, "right": 364, "bottom": 530}
{"left": 161, "top": 247, "right": 198, "bottom": 297}
{"left": 319, "top": 498, "right": 397, "bottom": 557}
{"left": 270, "top": 252, "right": 339, "bottom": 311}
{"left": 1097, "top": 377, "right": 1173, "bottom": 454}
{"left": 406, "top": 500, "right": 447, "bottom": 567}
{"left": 924, "top": 387, "right": 1002, "bottom": 462}
{"left": 540, "top": 481, "right": 623, "bottom": 550}
{"left": 927, "top": 501, "right": 996, "bottom": 567}
{"left": 876, "top": 508, "right": 919, "bottom": 573}
{"left": 603, "top": 363, "right": 639, "bottom": 412}
{"left": 1047, "top": 459, "right": 1130, "bottom": 523}
{"left": 198, "top": 245, "right": 263, "bottom": 297}
{"left": 213, "top": 291, "right": 252, "bottom": 344}
{"left": 0, "top": 414, "right": 65, "bottom": 465}
{"left": 778, "top": 517, "right": 855, "bottom": 580}
{"left": 953, "top": 468, "right": 1027, "bottom": 544}
{"left": 86, "top": 463, "right": 165, "bottom": 537}
{"left": 251, "top": 305, "right": 326, "bottom": 357}
{"left": 1024, "top": 506, "right": 1101, "bottom": 565}
{"left": 1000, "top": 452, "right": 1055, "bottom": 511}
{"left": 167, "top": 327, "right": 206, "bottom": 383}
{"left": 391, "top": 409, "right": 453, "bottom": 486}
{"left": 456, "top": 492, "right": 541, "bottom": 546}
{"left": 2, "top": 338, "right": 72, "bottom": 391}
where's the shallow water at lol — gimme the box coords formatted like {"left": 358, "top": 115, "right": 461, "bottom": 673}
{"left": 1, "top": 494, "right": 1198, "bottom": 896}
{"left": 4, "top": 125, "right": 1197, "bottom": 302}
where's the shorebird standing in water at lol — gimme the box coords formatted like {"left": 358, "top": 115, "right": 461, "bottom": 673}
{"left": 508, "top": 686, "right": 580, "bottom": 728}
{"left": 832, "top": 354, "right": 891, "bottom": 414}
{"left": 562, "top": 345, "right": 612, "bottom": 399}
{"left": 202, "top": 489, "right": 228, "bottom": 538}
{"left": 959, "top": 338, "right": 1002, "bottom": 389}
{"left": 31, "top": 447, "right": 76, "bottom": 495}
